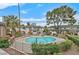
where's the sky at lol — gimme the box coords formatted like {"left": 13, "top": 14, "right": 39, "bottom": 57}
{"left": 0, "top": 3, "right": 79, "bottom": 26}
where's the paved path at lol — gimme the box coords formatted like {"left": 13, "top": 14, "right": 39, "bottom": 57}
{"left": 0, "top": 49, "right": 9, "bottom": 55}
{"left": 2, "top": 48, "right": 25, "bottom": 55}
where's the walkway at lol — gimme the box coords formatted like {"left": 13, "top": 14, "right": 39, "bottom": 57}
{"left": 2, "top": 48, "right": 25, "bottom": 55}
{"left": 0, "top": 49, "right": 9, "bottom": 55}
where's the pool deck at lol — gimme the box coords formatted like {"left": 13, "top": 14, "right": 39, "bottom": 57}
{"left": 0, "top": 49, "right": 9, "bottom": 55}
{"left": 52, "top": 36, "right": 65, "bottom": 43}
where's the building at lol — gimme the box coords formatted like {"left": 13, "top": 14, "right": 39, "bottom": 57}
{"left": 0, "top": 22, "right": 6, "bottom": 37}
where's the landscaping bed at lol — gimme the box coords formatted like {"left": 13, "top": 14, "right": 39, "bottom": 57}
{"left": 31, "top": 40, "right": 73, "bottom": 55}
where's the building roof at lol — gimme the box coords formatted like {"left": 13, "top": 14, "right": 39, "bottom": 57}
{"left": 0, "top": 22, "right": 5, "bottom": 26}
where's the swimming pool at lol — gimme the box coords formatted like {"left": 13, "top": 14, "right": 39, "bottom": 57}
{"left": 25, "top": 36, "right": 56, "bottom": 44}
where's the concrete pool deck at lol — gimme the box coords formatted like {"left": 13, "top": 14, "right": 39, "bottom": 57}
{"left": 0, "top": 49, "right": 9, "bottom": 55}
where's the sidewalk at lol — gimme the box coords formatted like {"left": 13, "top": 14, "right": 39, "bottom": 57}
{"left": 0, "top": 49, "right": 9, "bottom": 55}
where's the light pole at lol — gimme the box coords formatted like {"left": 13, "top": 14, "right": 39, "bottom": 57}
{"left": 18, "top": 3, "right": 21, "bottom": 32}
{"left": 17, "top": 3, "right": 23, "bottom": 52}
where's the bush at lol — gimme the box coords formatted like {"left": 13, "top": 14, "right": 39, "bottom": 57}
{"left": 32, "top": 39, "right": 73, "bottom": 55}
{"left": 67, "top": 35, "right": 79, "bottom": 47}
{"left": 59, "top": 40, "right": 73, "bottom": 51}
{"left": 43, "top": 26, "right": 51, "bottom": 35}
{"left": 15, "top": 31, "right": 22, "bottom": 37}
{"left": 28, "top": 30, "right": 32, "bottom": 35}
{"left": 32, "top": 43, "right": 60, "bottom": 55}
{"left": 32, "top": 43, "right": 47, "bottom": 55}
{"left": 47, "top": 44, "right": 60, "bottom": 54}
{"left": 0, "top": 38, "right": 10, "bottom": 48}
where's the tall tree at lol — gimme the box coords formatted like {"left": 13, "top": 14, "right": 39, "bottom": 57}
{"left": 21, "top": 24, "right": 26, "bottom": 30}
{"left": 46, "top": 5, "right": 76, "bottom": 34}
{"left": 3, "top": 15, "right": 19, "bottom": 35}
{"left": 27, "top": 22, "right": 32, "bottom": 31}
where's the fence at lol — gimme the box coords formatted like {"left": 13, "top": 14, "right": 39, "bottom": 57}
{"left": 10, "top": 40, "right": 32, "bottom": 54}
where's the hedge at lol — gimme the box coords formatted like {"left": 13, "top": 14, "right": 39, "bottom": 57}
{"left": 32, "top": 40, "right": 72, "bottom": 55}
{"left": 32, "top": 43, "right": 60, "bottom": 55}
{"left": 0, "top": 38, "right": 10, "bottom": 48}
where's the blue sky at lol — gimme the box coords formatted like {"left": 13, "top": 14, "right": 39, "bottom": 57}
{"left": 0, "top": 3, "right": 79, "bottom": 26}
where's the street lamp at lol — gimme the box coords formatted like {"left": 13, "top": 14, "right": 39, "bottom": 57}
{"left": 18, "top": 3, "right": 23, "bottom": 52}
{"left": 18, "top": 3, "right": 21, "bottom": 32}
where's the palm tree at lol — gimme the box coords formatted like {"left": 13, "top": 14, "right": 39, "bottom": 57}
{"left": 3, "top": 15, "right": 19, "bottom": 35}
{"left": 27, "top": 22, "right": 32, "bottom": 35}
{"left": 27, "top": 22, "right": 31, "bottom": 31}
{"left": 21, "top": 24, "right": 26, "bottom": 30}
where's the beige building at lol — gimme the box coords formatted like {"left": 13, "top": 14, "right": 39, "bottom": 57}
{"left": 0, "top": 22, "right": 6, "bottom": 37}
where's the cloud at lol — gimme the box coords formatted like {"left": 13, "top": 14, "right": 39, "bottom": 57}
{"left": 43, "top": 12, "right": 47, "bottom": 16}
{"left": 21, "top": 10, "right": 28, "bottom": 14}
{"left": 21, "top": 18, "right": 46, "bottom": 26}
{"left": 74, "top": 14, "right": 79, "bottom": 24}
{"left": 37, "top": 4, "right": 43, "bottom": 7}
{"left": 21, "top": 18, "right": 45, "bottom": 22}
{"left": 0, "top": 17, "right": 2, "bottom": 22}
{"left": 74, "top": 14, "right": 79, "bottom": 20}
{"left": 0, "top": 3, "right": 18, "bottom": 9}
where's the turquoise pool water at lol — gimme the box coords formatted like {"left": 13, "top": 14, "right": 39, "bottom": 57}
{"left": 25, "top": 36, "right": 56, "bottom": 44}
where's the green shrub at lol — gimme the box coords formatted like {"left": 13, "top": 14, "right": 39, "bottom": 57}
{"left": 32, "top": 43, "right": 46, "bottom": 55}
{"left": 67, "top": 35, "right": 79, "bottom": 47}
{"left": 28, "top": 30, "right": 33, "bottom": 35}
{"left": 32, "top": 39, "right": 73, "bottom": 55}
{"left": 59, "top": 40, "right": 73, "bottom": 51}
{"left": 43, "top": 26, "right": 51, "bottom": 35}
{"left": 0, "top": 38, "right": 10, "bottom": 48}
{"left": 15, "top": 31, "right": 22, "bottom": 37}
{"left": 47, "top": 44, "right": 60, "bottom": 54}
{"left": 32, "top": 43, "right": 60, "bottom": 55}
